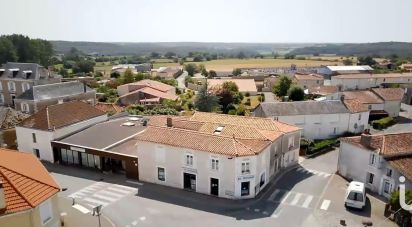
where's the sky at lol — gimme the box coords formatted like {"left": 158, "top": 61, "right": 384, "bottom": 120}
{"left": 1, "top": 0, "right": 412, "bottom": 43}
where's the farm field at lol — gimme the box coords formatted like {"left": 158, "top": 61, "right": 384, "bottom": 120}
{"left": 153, "top": 58, "right": 343, "bottom": 71}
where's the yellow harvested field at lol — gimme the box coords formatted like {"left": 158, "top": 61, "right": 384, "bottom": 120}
{"left": 154, "top": 58, "right": 342, "bottom": 71}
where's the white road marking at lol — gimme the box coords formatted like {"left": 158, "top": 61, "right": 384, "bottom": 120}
{"left": 268, "top": 189, "right": 280, "bottom": 201}
{"left": 126, "top": 180, "right": 144, "bottom": 186}
{"left": 97, "top": 190, "right": 124, "bottom": 198}
{"left": 262, "top": 211, "right": 269, "bottom": 215}
{"left": 92, "top": 193, "right": 118, "bottom": 202}
{"left": 107, "top": 186, "right": 134, "bottom": 194}
{"left": 83, "top": 197, "right": 109, "bottom": 207}
{"left": 271, "top": 209, "right": 282, "bottom": 218}
{"left": 302, "top": 195, "right": 314, "bottom": 208}
{"left": 320, "top": 200, "right": 331, "bottom": 210}
{"left": 254, "top": 208, "right": 260, "bottom": 212}
{"left": 281, "top": 191, "right": 292, "bottom": 204}
{"left": 132, "top": 221, "right": 138, "bottom": 226}
{"left": 139, "top": 216, "right": 146, "bottom": 221}
{"left": 290, "top": 193, "right": 302, "bottom": 206}
{"left": 72, "top": 204, "right": 91, "bottom": 214}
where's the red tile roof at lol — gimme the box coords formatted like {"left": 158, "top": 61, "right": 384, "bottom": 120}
{"left": 342, "top": 90, "right": 384, "bottom": 104}
{"left": 119, "top": 87, "right": 178, "bottom": 101}
{"left": 371, "top": 88, "right": 404, "bottom": 101}
{"left": 19, "top": 101, "right": 106, "bottom": 130}
{"left": 343, "top": 99, "right": 368, "bottom": 113}
{"left": 308, "top": 86, "right": 339, "bottom": 95}
{"left": 294, "top": 73, "right": 324, "bottom": 81}
{"left": 0, "top": 149, "right": 59, "bottom": 214}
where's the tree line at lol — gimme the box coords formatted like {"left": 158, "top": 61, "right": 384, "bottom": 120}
{"left": 0, "top": 34, "right": 53, "bottom": 66}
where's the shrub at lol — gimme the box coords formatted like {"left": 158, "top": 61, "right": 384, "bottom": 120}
{"left": 307, "top": 139, "right": 336, "bottom": 155}
{"left": 228, "top": 109, "right": 237, "bottom": 115}
{"left": 244, "top": 98, "right": 251, "bottom": 106}
{"left": 245, "top": 92, "right": 250, "bottom": 97}
{"left": 372, "top": 117, "right": 395, "bottom": 129}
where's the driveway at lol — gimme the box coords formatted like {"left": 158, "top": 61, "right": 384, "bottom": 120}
{"left": 176, "top": 71, "right": 188, "bottom": 89}
{"left": 48, "top": 150, "right": 395, "bottom": 227}
{"left": 263, "top": 92, "right": 276, "bottom": 102}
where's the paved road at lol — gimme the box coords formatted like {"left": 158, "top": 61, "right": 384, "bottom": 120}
{"left": 371, "top": 103, "right": 412, "bottom": 134}
{"left": 50, "top": 150, "right": 395, "bottom": 227}
{"left": 176, "top": 71, "right": 188, "bottom": 89}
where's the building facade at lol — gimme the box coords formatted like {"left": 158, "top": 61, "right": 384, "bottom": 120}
{"left": 338, "top": 133, "right": 412, "bottom": 199}
{"left": 0, "top": 62, "right": 61, "bottom": 108}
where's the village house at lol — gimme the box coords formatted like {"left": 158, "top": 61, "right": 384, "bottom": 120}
{"left": 330, "top": 73, "right": 412, "bottom": 91}
{"left": 400, "top": 63, "right": 412, "bottom": 71}
{"left": 0, "top": 149, "right": 61, "bottom": 227}
{"left": 135, "top": 112, "right": 301, "bottom": 199}
{"left": 341, "top": 88, "right": 404, "bottom": 119}
{"left": 207, "top": 78, "right": 258, "bottom": 95}
{"left": 16, "top": 101, "right": 108, "bottom": 163}
{"left": 338, "top": 132, "right": 412, "bottom": 199}
{"left": 0, "top": 62, "right": 61, "bottom": 108}
{"left": 293, "top": 73, "right": 324, "bottom": 89}
{"left": 318, "top": 65, "right": 374, "bottom": 78}
{"left": 253, "top": 100, "right": 369, "bottom": 140}
{"left": 307, "top": 85, "right": 339, "bottom": 101}
{"left": 13, "top": 81, "right": 96, "bottom": 114}
{"left": 151, "top": 67, "right": 182, "bottom": 79}
{"left": 117, "top": 79, "right": 178, "bottom": 105}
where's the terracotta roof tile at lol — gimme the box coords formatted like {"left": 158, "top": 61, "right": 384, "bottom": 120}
{"left": 388, "top": 158, "right": 412, "bottom": 182}
{"left": 343, "top": 99, "right": 368, "bottom": 113}
{"left": 0, "top": 149, "right": 59, "bottom": 214}
{"left": 371, "top": 88, "right": 404, "bottom": 101}
{"left": 131, "top": 79, "right": 175, "bottom": 92}
{"left": 119, "top": 87, "right": 178, "bottom": 100}
{"left": 308, "top": 86, "right": 338, "bottom": 95}
{"left": 294, "top": 73, "right": 324, "bottom": 81}
{"left": 342, "top": 90, "right": 383, "bottom": 104}
{"left": 19, "top": 101, "right": 106, "bottom": 130}
{"left": 95, "top": 102, "right": 124, "bottom": 114}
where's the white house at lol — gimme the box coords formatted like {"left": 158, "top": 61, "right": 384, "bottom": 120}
{"left": 338, "top": 132, "right": 412, "bottom": 199}
{"left": 319, "top": 65, "right": 374, "bottom": 77}
{"left": 253, "top": 100, "right": 369, "bottom": 140}
{"left": 331, "top": 73, "right": 412, "bottom": 91}
{"left": 135, "top": 112, "right": 301, "bottom": 199}
{"left": 16, "top": 101, "right": 107, "bottom": 162}
{"left": 341, "top": 88, "right": 404, "bottom": 118}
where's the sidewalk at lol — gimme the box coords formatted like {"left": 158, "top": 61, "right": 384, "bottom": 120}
{"left": 58, "top": 196, "right": 114, "bottom": 227}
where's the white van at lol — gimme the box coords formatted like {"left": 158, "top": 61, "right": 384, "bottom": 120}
{"left": 344, "top": 181, "right": 366, "bottom": 209}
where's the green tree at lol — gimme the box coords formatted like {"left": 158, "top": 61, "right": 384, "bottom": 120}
{"left": 273, "top": 76, "right": 292, "bottom": 97}
{"left": 208, "top": 70, "right": 217, "bottom": 78}
{"left": 122, "top": 68, "right": 135, "bottom": 84}
{"left": 185, "top": 63, "right": 198, "bottom": 76}
{"left": 0, "top": 37, "right": 17, "bottom": 63}
{"left": 72, "top": 60, "right": 95, "bottom": 73}
{"left": 194, "top": 84, "right": 220, "bottom": 112}
{"left": 389, "top": 190, "right": 412, "bottom": 218}
{"left": 287, "top": 86, "right": 305, "bottom": 101}
{"left": 343, "top": 58, "right": 353, "bottom": 66}
{"left": 222, "top": 81, "right": 239, "bottom": 93}
{"left": 358, "top": 56, "right": 377, "bottom": 66}
{"left": 232, "top": 68, "right": 242, "bottom": 76}
{"left": 164, "top": 52, "right": 176, "bottom": 59}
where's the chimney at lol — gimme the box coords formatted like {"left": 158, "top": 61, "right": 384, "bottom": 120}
{"left": 360, "top": 133, "right": 372, "bottom": 147}
{"left": 340, "top": 94, "right": 345, "bottom": 102}
{"left": 166, "top": 117, "right": 173, "bottom": 127}
{"left": 0, "top": 181, "right": 5, "bottom": 210}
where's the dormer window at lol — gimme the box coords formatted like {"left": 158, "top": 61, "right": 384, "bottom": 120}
{"left": 213, "top": 126, "right": 225, "bottom": 135}
{"left": 22, "top": 70, "right": 32, "bottom": 79}
{"left": 9, "top": 68, "right": 19, "bottom": 77}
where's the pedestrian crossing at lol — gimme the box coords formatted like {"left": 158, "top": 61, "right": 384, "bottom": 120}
{"left": 295, "top": 167, "right": 332, "bottom": 178}
{"left": 267, "top": 189, "right": 317, "bottom": 209}
{"left": 69, "top": 182, "right": 137, "bottom": 209}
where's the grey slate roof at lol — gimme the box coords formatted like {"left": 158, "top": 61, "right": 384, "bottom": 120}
{"left": 0, "top": 62, "right": 49, "bottom": 80}
{"left": 16, "top": 81, "right": 94, "bottom": 100}
{"left": 257, "top": 100, "right": 350, "bottom": 116}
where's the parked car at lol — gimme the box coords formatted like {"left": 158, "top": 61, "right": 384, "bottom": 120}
{"left": 345, "top": 181, "right": 366, "bottom": 209}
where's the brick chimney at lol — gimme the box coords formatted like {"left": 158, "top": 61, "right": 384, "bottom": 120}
{"left": 0, "top": 181, "right": 5, "bottom": 210}
{"left": 360, "top": 133, "right": 372, "bottom": 147}
{"left": 166, "top": 117, "right": 173, "bottom": 127}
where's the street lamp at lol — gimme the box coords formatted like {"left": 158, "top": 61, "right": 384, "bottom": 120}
{"left": 92, "top": 204, "right": 103, "bottom": 227}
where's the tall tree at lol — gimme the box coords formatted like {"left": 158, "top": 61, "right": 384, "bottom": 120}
{"left": 0, "top": 37, "right": 17, "bottom": 63}
{"left": 184, "top": 63, "right": 198, "bottom": 76}
{"left": 273, "top": 76, "right": 292, "bottom": 97}
{"left": 194, "top": 84, "right": 220, "bottom": 112}
{"left": 358, "top": 56, "right": 377, "bottom": 66}
{"left": 122, "top": 68, "right": 135, "bottom": 84}
{"left": 287, "top": 86, "right": 305, "bottom": 101}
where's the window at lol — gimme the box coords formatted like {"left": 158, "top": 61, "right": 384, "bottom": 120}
{"left": 288, "top": 137, "right": 295, "bottom": 150}
{"left": 367, "top": 172, "right": 374, "bottom": 184}
{"left": 33, "top": 149, "right": 40, "bottom": 158}
{"left": 39, "top": 199, "right": 53, "bottom": 225}
{"left": 211, "top": 158, "right": 219, "bottom": 171}
{"left": 347, "top": 191, "right": 364, "bottom": 202}
{"left": 0, "top": 94, "right": 4, "bottom": 104}
{"left": 32, "top": 133, "right": 37, "bottom": 143}
{"left": 368, "top": 105, "right": 372, "bottom": 110}
{"left": 386, "top": 168, "right": 393, "bottom": 177}
{"left": 21, "top": 82, "right": 30, "bottom": 92}
{"left": 158, "top": 167, "right": 165, "bottom": 181}
{"left": 0, "top": 82, "right": 2, "bottom": 91}
{"left": 21, "top": 103, "right": 29, "bottom": 113}
{"left": 7, "top": 81, "right": 15, "bottom": 92}
{"left": 273, "top": 116, "right": 278, "bottom": 121}
{"left": 369, "top": 153, "right": 376, "bottom": 165}
{"left": 185, "top": 154, "right": 193, "bottom": 166}
{"left": 358, "top": 114, "right": 362, "bottom": 121}
{"left": 384, "top": 181, "right": 391, "bottom": 194}
{"left": 260, "top": 172, "right": 266, "bottom": 187}
{"left": 241, "top": 181, "right": 250, "bottom": 196}
{"left": 241, "top": 161, "right": 250, "bottom": 174}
